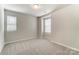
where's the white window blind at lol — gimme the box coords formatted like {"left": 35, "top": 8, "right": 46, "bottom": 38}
{"left": 44, "top": 18, "right": 51, "bottom": 33}
{"left": 41, "top": 17, "right": 51, "bottom": 33}
{"left": 7, "top": 15, "right": 17, "bottom": 32}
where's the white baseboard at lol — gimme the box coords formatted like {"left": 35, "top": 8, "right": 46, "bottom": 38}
{"left": 5, "top": 37, "right": 37, "bottom": 45}
{"left": 5, "top": 37, "right": 79, "bottom": 52}
{"left": 45, "top": 38, "right": 79, "bottom": 52}
{"left": 0, "top": 42, "right": 4, "bottom": 53}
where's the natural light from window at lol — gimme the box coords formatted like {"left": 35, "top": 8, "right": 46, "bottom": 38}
{"left": 45, "top": 18, "right": 51, "bottom": 33}
{"left": 7, "top": 15, "right": 17, "bottom": 32}
{"left": 41, "top": 17, "right": 51, "bottom": 33}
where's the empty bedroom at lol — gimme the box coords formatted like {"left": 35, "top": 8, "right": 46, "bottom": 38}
{"left": 0, "top": 4, "right": 79, "bottom": 55}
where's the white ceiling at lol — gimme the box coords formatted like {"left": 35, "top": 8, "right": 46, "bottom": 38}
{"left": 3, "top": 4, "right": 70, "bottom": 17}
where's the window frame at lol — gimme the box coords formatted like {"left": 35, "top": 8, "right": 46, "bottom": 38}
{"left": 44, "top": 17, "right": 51, "bottom": 33}
{"left": 41, "top": 14, "right": 52, "bottom": 35}
{"left": 7, "top": 15, "right": 17, "bottom": 32}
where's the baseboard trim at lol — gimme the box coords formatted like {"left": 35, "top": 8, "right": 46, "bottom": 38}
{"left": 45, "top": 38, "right": 79, "bottom": 52}
{"left": 5, "top": 37, "right": 37, "bottom": 45}
{"left": 0, "top": 43, "right": 4, "bottom": 53}
{"left": 5, "top": 37, "right": 79, "bottom": 52}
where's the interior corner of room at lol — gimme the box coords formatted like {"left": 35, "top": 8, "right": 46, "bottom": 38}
{"left": 0, "top": 4, "right": 79, "bottom": 55}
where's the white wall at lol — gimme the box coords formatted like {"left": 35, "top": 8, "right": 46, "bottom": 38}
{"left": 0, "top": 5, "right": 4, "bottom": 52}
{"left": 45, "top": 5, "right": 79, "bottom": 51}
{"left": 4, "top": 10, "right": 37, "bottom": 43}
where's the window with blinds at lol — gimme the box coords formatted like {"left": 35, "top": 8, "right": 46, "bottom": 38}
{"left": 7, "top": 15, "right": 17, "bottom": 32}
{"left": 41, "top": 17, "right": 51, "bottom": 33}
{"left": 44, "top": 18, "right": 51, "bottom": 33}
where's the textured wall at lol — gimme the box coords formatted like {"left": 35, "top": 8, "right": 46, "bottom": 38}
{"left": 4, "top": 10, "right": 37, "bottom": 43}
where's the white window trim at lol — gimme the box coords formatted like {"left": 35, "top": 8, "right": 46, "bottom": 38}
{"left": 44, "top": 17, "right": 51, "bottom": 33}
{"left": 41, "top": 14, "right": 52, "bottom": 35}
{"left": 7, "top": 15, "right": 17, "bottom": 32}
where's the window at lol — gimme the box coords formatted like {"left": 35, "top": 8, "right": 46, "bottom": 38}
{"left": 41, "top": 16, "right": 51, "bottom": 33}
{"left": 44, "top": 17, "right": 51, "bottom": 33}
{"left": 7, "top": 15, "right": 17, "bottom": 32}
